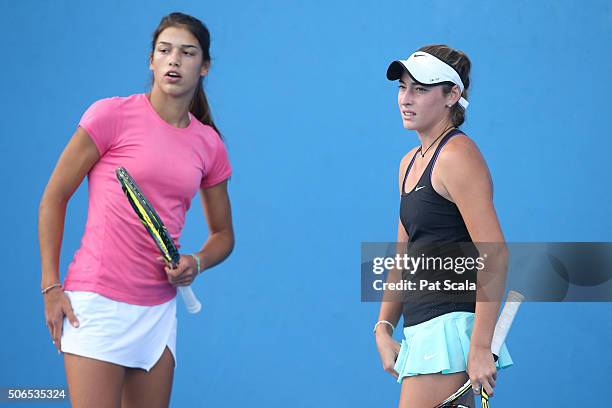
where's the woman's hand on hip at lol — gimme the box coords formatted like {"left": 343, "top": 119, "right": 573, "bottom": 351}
{"left": 43, "top": 288, "right": 79, "bottom": 353}
{"left": 375, "top": 330, "right": 401, "bottom": 379}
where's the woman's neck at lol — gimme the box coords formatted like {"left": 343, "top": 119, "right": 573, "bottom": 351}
{"left": 147, "top": 89, "right": 192, "bottom": 128}
{"left": 415, "top": 119, "right": 454, "bottom": 155}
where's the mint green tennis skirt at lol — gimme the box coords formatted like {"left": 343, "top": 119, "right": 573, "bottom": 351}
{"left": 394, "top": 311, "right": 513, "bottom": 382}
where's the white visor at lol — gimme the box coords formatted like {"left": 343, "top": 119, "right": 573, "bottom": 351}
{"left": 386, "top": 51, "right": 469, "bottom": 109}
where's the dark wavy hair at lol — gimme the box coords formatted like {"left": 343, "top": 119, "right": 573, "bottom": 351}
{"left": 150, "top": 12, "right": 221, "bottom": 138}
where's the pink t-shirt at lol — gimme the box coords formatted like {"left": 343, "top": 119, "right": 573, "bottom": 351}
{"left": 63, "top": 93, "right": 231, "bottom": 305}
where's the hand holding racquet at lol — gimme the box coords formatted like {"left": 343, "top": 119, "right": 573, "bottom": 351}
{"left": 115, "top": 167, "right": 202, "bottom": 314}
{"left": 436, "top": 290, "right": 524, "bottom": 408}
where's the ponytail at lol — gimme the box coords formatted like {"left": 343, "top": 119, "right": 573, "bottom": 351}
{"left": 190, "top": 79, "right": 221, "bottom": 138}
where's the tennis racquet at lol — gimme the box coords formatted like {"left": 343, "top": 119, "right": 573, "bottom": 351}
{"left": 435, "top": 290, "right": 524, "bottom": 408}
{"left": 115, "top": 166, "right": 202, "bottom": 314}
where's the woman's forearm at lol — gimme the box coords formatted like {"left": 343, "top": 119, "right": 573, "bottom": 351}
{"left": 38, "top": 196, "right": 68, "bottom": 289}
{"left": 376, "top": 301, "right": 403, "bottom": 336}
{"left": 471, "top": 245, "right": 509, "bottom": 349}
{"left": 194, "top": 229, "right": 234, "bottom": 272}
{"left": 471, "top": 301, "right": 501, "bottom": 349}
{"left": 376, "top": 238, "right": 408, "bottom": 336}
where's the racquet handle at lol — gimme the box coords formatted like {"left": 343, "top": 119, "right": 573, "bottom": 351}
{"left": 491, "top": 290, "right": 524, "bottom": 356}
{"left": 178, "top": 286, "right": 202, "bottom": 314}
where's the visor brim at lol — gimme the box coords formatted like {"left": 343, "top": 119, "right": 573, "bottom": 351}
{"left": 386, "top": 60, "right": 430, "bottom": 86}
{"left": 386, "top": 61, "right": 405, "bottom": 81}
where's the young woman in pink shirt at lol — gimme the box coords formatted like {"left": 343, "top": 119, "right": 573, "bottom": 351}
{"left": 38, "top": 12, "right": 234, "bottom": 407}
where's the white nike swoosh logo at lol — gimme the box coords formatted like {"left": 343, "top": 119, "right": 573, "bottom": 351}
{"left": 423, "top": 353, "right": 438, "bottom": 360}
{"left": 415, "top": 186, "right": 426, "bottom": 191}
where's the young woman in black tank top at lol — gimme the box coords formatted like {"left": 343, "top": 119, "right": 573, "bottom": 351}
{"left": 373, "top": 45, "right": 512, "bottom": 407}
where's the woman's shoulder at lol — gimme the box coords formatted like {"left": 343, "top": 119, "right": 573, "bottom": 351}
{"left": 189, "top": 119, "right": 224, "bottom": 146}
{"left": 439, "top": 132, "right": 482, "bottom": 162}
{"left": 90, "top": 93, "right": 138, "bottom": 104}
{"left": 436, "top": 132, "right": 488, "bottom": 177}
{"left": 84, "top": 94, "right": 139, "bottom": 114}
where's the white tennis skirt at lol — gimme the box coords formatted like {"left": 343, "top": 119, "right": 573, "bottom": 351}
{"left": 60, "top": 290, "right": 177, "bottom": 372}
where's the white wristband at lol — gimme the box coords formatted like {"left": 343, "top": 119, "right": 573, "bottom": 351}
{"left": 188, "top": 253, "right": 202, "bottom": 274}
{"left": 373, "top": 320, "right": 395, "bottom": 335}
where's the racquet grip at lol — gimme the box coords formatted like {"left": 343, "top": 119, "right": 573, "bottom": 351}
{"left": 178, "top": 286, "right": 202, "bottom": 314}
{"left": 490, "top": 290, "right": 524, "bottom": 356}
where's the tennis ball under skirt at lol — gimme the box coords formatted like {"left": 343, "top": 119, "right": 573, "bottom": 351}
{"left": 60, "top": 290, "right": 177, "bottom": 371}
{"left": 394, "top": 311, "right": 513, "bottom": 382}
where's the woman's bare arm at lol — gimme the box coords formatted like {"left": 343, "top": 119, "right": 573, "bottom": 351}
{"left": 436, "top": 134, "right": 508, "bottom": 395}
{"left": 374, "top": 151, "right": 415, "bottom": 378}
{"left": 376, "top": 148, "right": 418, "bottom": 332}
{"left": 163, "top": 180, "right": 234, "bottom": 287}
{"left": 38, "top": 127, "right": 100, "bottom": 351}
{"left": 193, "top": 180, "right": 234, "bottom": 271}
{"left": 436, "top": 135, "right": 507, "bottom": 348}
{"left": 38, "top": 127, "right": 100, "bottom": 289}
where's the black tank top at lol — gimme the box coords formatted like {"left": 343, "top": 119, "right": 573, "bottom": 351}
{"left": 399, "top": 129, "right": 477, "bottom": 327}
